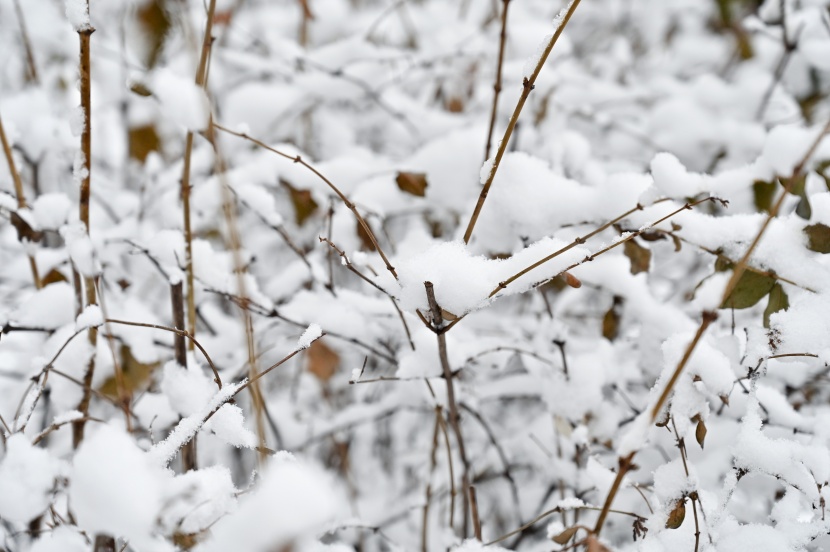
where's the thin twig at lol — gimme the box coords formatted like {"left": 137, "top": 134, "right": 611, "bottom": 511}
{"left": 0, "top": 114, "right": 41, "bottom": 289}
{"left": 105, "top": 318, "right": 222, "bottom": 388}
{"left": 213, "top": 123, "right": 398, "bottom": 278}
{"left": 180, "top": 0, "right": 218, "bottom": 348}
{"left": 425, "top": 281, "right": 471, "bottom": 537}
{"left": 484, "top": 0, "right": 511, "bottom": 161}
{"left": 464, "top": 0, "right": 582, "bottom": 244}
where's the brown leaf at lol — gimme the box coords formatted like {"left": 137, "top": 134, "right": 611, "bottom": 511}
{"left": 10, "top": 211, "right": 43, "bottom": 244}
{"left": 551, "top": 526, "right": 579, "bottom": 545}
{"left": 136, "top": 0, "right": 171, "bottom": 68}
{"left": 585, "top": 535, "right": 610, "bottom": 552}
{"left": 563, "top": 272, "right": 582, "bottom": 288}
{"left": 623, "top": 239, "right": 651, "bottom": 275}
{"left": 665, "top": 499, "right": 686, "bottom": 529}
{"left": 283, "top": 180, "right": 318, "bottom": 226}
{"left": 395, "top": 171, "right": 428, "bottom": 197}
{"left": 41, "top": 269, "right": 67, "bottom": 286}
{"left": 307, "top": 339, "right": 340, "bottom": 382}
{"left": 99, "top": 347, "right": 158, "bottom": 399}
{"left": 695, "top": 418, "right": 707, "bottom": 449}
{"left": 128, "top": 124, "right": 161, "bottom": 162}
{"left": 356, "top": 220, "right": 377, "bottom": 251}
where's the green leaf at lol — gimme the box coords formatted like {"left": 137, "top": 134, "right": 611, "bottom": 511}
{"left": 752, "top": 180, "right": 776, "bottom": 213}
{"left": 763, "top": 283, "right": 789, "bottom": 328}
{"left": 720, "top": 270, "right": 775, "bottom": 309}
{"left": 805, "top": 223, "right": 830, "bottom": 253}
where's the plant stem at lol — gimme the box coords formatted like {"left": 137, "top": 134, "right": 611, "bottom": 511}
{"left": 180, "top": 0, "right": 218, "bottom": 349}
{"left": 425, "top": 281, "right": 471, "bottom": 537}
{"left": 73, "top": 4, "right": 97, "bottom": 448}
{"left": 464, "top": 0, "right": 582, "bottom": 244}
{"left": 484, "top": 0, "right": 511, "bottom": 161}
{"left": 0, "top": 115, "right": 41, "bottom": 289}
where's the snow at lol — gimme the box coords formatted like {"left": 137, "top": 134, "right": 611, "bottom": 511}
{"left": 64, "top": 0, "right": 91, "bottom": 32}
{"left": 297, "top": 323, "right": 323, "bottom": 349}
{"left": 150, "top": 70, "right": 211, "bottom": 132}
{"left": 12, "top": 282, "right": 76, "bottom": 330}
{"left": 0, "top": 434, "right": 62, "bottom": 524}
{"left": 32, "top": 193, "right": 72, "bottom": 230}
{"left": 150, "top": 379, "right": 248, "bottom": 466}
{"left": 70, "top": 426, "right": 168, "bottom": 547}
{"left": 194, "top": 455, "right": 345, "bottom": 552}
{"left": 60, "top": 222, "right": 100, "bottom": 277}
{"left": 75, "top": 304, "right": 103, "bottom": 330}
{"left": 29, "top": 527, "right": 88, "bottom": 552}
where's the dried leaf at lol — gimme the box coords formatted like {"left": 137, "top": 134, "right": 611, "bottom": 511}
{"left": 623, "top": 239, "right": 651, "bottom": 275}
{"left": 136, "top": 0, "right": 171, "bottom": 68}
{"left": 602, "top": 307, "right": 620, "bottom": 341}
{"left": 356, "top": 220, "right": 377, "bottom": 251}
{"left": 128, "top": 124, "right": 161, "bottom": 162}
{"left": 804, "top": 223, "right": 830, "bottom": 254}
{"left": 10, "top": 211, "right": 43, "bottom": 244}
{"left": 99, "top": 347, "right": 157, "bottom": 399}
{"left": 307, "top": 339, "right": 340, "bottom": 382}
{"left": 395, "top": 171, "right": 428, "bottom": 197}
{"left": 129, "top": 81, "right": 153, "bottom": 97}
{"left": 585, "top": 535, "right": 610, "bottom": 552}
{"left": 552, "top": 526, "right": 579, "bottom": 545}
{"left": 41, "top": 269, "right": 67, "bottom": 286}
{"left": 283, "top": 181, "right": 318, "bottom": 226}
{"left": 695, "top": 418, "right": 707, "bottom": 449}
{"left": 563, "top": 272, "right": 582, "bottom": 288}
{"left": 665, "top": 499, "right": 686, "bottom": 529}
{"left": 720, "top": 270, "right": 775, "bottom": 310}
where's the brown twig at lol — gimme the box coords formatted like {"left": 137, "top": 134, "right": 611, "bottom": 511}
{"left": 422, "top": 407, "right": 442, "bottom": 552}
{"left": 464, "top": 0, "right": 582, "bottom": 244}
{"left": 180, "top": 0, "right": 218, "bottom": 349}
{"left": 12, "top": 0, "right": 38, "bottom": 83}
{"left": 593, "top": 118, "right": 830, "bottom": 538}
{"left": 319, "top": 237, "right": 415, "bottom": 350}
{"left": 484, "top": 0, "right": 511, "bottom": 161}
{"left": 425, "top": 281, "right": 471, "bottom": 537}
{"left": 72, "top": 2, "right": 97, "bottom": 449}
{"left": 213, "top": 123, "right": 398, "bottom": 278}
{"left": 470, "top": 485, "right": 482, "bottom": 541}
{"left": 105, "top": 318, "right": 222, "bottom": 388}
{"left": 0, "top": 115, "right": 41, "bottom": 289}
{"left": 492, "top": 198, "right": 715, "bottom": 298}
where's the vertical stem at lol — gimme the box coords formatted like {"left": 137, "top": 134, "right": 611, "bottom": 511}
{"left": 484, "top": 0, "right": 511, "bottom": 161}
{"left": 421, "top": 409, "right": 441, "bottom": 552}
{"left": 72, "top": 8, "right": 97, "bottom": 449}
{"left": 180, "top": 0, "right": 218, "bottom": 349}
{"left": 470, "top": 485, "right": 483, "bottom": 541}
{"left": 93, "top": 535, "right": 115, "bottom": 552}
{"left": 0, "top": 115, "right": 41, "bottom": 289}
{"left": 425, "top": 281, "right": 471, "bottom": 537}
{"left": 171, "top": 280, "right": 196, "bottom": 471}
{"left": 12, "top": 0, "right": 39, "bottom": 83}
{"left": 464, "top": 0, "right": 582, "bottom": 244}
